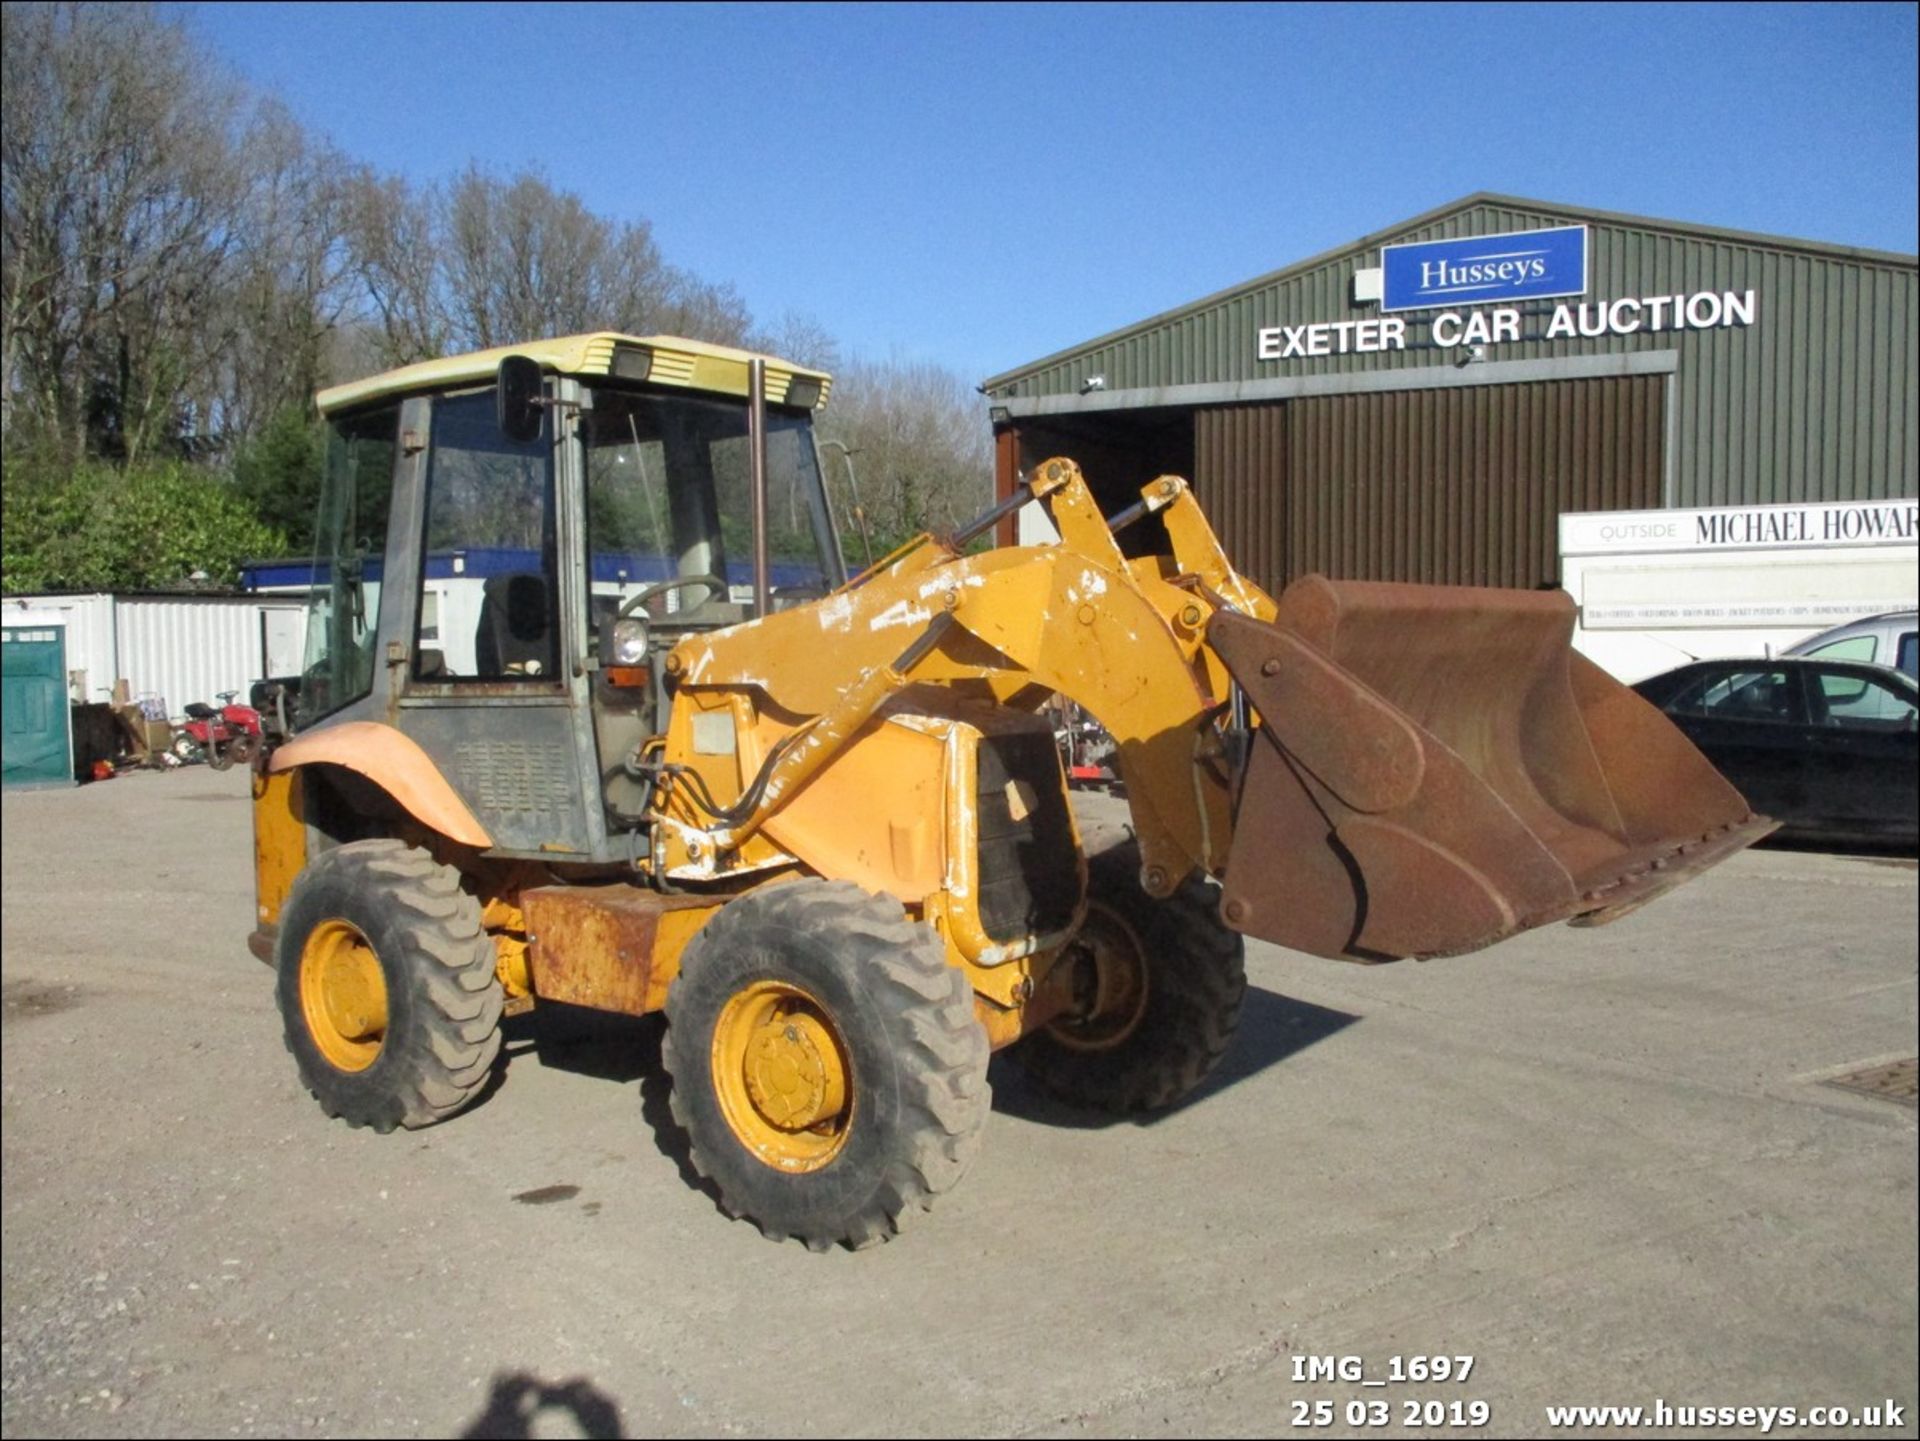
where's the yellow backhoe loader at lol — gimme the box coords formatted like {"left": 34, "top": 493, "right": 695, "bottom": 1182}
{"left": 251, "top": 332, "right": 1772, "bottom": 1249}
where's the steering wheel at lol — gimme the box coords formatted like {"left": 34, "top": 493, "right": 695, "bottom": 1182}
{"left": 616, "top": 573, "right": 727, "bottom": 622}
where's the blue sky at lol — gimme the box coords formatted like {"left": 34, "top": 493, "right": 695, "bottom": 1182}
{"left": 181, "top": 1, "right": 1918, "bottom": 383}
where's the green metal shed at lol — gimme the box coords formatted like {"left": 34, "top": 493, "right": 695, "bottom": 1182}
{"left": 2, "top": 614, "right": 74, "bottom": 789}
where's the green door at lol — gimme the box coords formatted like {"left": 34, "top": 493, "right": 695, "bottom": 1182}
{"left": 2, "top": 625, "right": 73, "bottom": 787}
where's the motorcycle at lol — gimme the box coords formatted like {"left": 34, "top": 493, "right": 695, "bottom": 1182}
{"left": 1051, "top": 700, "right": 1123, "bottom": 793}
{"left": 172, "top": 691, "right": 266, "bottom": 771}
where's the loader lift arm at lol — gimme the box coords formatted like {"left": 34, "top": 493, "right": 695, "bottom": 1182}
{"left": 658, "top": 457, "right": 1774, "bottom": 961}
{"left": 661, "top": 458, "right": 1262, "bottom": 900}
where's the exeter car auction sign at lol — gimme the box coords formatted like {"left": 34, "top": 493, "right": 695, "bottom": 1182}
{"left": 1255, "top": 224, "right": 1761, "bottom": 361}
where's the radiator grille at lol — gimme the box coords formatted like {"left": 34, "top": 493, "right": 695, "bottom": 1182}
{"left": 454, "top": 739, "right": 575, "bottom": 816}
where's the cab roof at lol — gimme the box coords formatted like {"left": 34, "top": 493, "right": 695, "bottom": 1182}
{"left": 315, "top": 332, "right": 833, "bottom": 417}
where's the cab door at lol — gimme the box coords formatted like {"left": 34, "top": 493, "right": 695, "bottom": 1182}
{"left": 395, "top": 387, "right": 597, "bottom": 858}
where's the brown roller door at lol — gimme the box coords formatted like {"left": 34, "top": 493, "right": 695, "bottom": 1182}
{"left": 1193, "top": 375, "right": 1665, "bottom": 592}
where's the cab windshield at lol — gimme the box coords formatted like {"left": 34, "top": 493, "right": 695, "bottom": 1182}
{"left": 582, "top": 386, "right": 840, "bottom": 625}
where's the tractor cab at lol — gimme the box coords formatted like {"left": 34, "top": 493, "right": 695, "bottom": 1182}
{"left": 297, "top": 333, "right": 841, "bottom": 857}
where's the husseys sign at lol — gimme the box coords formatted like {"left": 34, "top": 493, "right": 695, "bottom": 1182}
{"left": 1382, "top": 226, "right": 1588, "bottom": 310}
{"left": 1256, "top": 224, "right": 1760, "bottom": 361}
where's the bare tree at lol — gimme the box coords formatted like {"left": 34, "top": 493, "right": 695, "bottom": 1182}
{"left": 201, "top": 100, "right": 361, "bottom": 438}
{"left": 435, "top": 167, "right": 750, "bottom": 351}
{"left": 343, "top": 171, "right": 449, "bottom": 369}
{"left": 818, "top": 354, "right": 993, "bottom": 543}
{"left": 753, "top": 310, "right": 842, "bottom": 372}
{"left": 443, "top": 166, "right": 597, "bottom": 347}
{"left": 1, "top": 2, "right": 244, "bottom": 462}
{"left": 651, "top": 267, "right": 753, "bottom": 349}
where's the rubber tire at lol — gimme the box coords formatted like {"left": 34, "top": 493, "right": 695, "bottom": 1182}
{"left": 1011, "top": 839, "right": 1246, "bottom": 1114}
{"left": 226, "top": 731, "right": 261, "bottom": 768}
{"left": 205, "top": 735, "right": 235, "bottom": 771}
{"left": 275, "top": 839, "right": 504, "bottom": 1133}
{"left": 662, "top": 880, "right": 991, "bottom": 1250}
{"left": 170, "top": 734, "right": 203, "bottom": 764}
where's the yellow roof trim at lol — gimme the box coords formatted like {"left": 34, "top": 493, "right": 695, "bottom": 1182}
{"left": 315, "top": 332, "right": 833, "bottom": 416}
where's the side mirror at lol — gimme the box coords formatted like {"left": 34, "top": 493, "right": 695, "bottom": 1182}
{"left": 496, "top": 355, "right": 544, "bottom": 443}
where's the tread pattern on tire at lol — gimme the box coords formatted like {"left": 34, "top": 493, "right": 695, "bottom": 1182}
{"left": 1014, "top": 840, "right": 1246, "bottom": 1114}
{"left": 277, "top": 838, "right": 503, "bottom": 1132}
{"left": 662, "top": 879, "right": 990, "bottom": 1251}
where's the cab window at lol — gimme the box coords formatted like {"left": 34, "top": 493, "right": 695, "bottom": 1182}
{"left": 415, "top": 391, "right": 557, "bottom": 681}
{"left": 582, "top": 387, "right": 838, "bottom": 628}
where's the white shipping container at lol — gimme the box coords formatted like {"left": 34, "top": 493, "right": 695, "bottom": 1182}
{"left": 2, "top": 593, "right": 308, "bottom": 716}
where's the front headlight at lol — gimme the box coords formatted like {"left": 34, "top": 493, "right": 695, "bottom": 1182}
{"left": 609, "top": 615, "right": 650, "bottom": 666}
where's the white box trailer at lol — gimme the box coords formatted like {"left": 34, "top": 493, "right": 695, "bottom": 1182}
{"left": 1560, "top": 499, "right": 1918, "bottom": 683}
{"left": 1, "top": 592, "right": 308, "bottom": 716}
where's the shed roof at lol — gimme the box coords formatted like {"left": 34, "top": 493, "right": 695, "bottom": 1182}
{"left": 981, "top": 192, "right": 1918, "bottom": 391}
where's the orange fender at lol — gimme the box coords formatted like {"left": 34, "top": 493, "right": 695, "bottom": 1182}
{"left": 269, "top": 721, "right": 492, "bottom": 850}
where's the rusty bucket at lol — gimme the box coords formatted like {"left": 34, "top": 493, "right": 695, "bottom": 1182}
{"left": 1210, "top": 577, "right": 1775, "bottom": 962}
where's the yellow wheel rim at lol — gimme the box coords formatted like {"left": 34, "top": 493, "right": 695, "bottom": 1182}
{"left": 711, "top": 980, "right": 853, "bottom": 1173}
{"left": 1046, "top": 901, "right": 1150, "bottom": 1052}
{"left": 299, "top": 919, "right": 389, "bottom": 1072}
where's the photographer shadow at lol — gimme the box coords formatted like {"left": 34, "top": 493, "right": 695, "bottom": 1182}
{"left": 460, "top": 1370, "right": 623, "bottom": 1439}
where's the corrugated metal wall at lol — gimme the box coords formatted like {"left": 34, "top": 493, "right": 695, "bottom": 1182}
{"left": 5, "top": 595, "right": 117, "bottom": 702}
{"left": 6, "top": 594, "right": 307, "bottom": 714}
{"left": 990, "top": 197, "right": 1918, "bottom": 508}
{"left": 1191, "top": 408, "right": 1287, "bottom": 589}
{"left": 114, "top": 600, "right": 271, "bottom": 715}
{"left": 1194, "top": 375, "right": 1665, "bottom": 592}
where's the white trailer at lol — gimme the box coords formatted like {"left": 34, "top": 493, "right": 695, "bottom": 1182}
{"left": 1, "top": 592, "right": 309, "bottom": 716}
{"left": 1560, "top": 499, "right": 1918, "bottom": 683}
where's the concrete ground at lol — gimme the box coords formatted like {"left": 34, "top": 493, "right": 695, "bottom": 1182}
{"left": 1, "top": 767, "right": 1913, "bottom": 1440}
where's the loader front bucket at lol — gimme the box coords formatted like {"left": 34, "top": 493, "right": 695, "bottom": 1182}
{"left": 1209, "top": 577, "right": 1776, "bottom": 962}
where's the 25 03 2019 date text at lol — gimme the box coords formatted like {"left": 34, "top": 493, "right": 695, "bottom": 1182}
{"left": 1290, "top": 1398, "right": 1492, "bottom": 1429}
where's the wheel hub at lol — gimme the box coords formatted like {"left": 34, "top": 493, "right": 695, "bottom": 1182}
{"left": 712, "top": 980, "right": 852, "bottom": 1172}
{"left": 1047, "top": 902, "right": 1150, "bottom": 1052}
{"left": 743, "top": 1013, "right": 846, "bottom": 1129}
{"left": 299, "top": 920, "right": 388, "bottom": 1071}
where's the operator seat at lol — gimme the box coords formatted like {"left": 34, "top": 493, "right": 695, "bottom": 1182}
{"left": 475, "top": 573, "right": 554, "bottom": 677}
